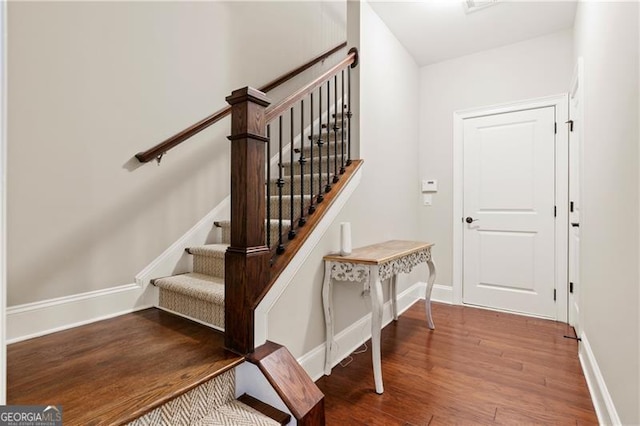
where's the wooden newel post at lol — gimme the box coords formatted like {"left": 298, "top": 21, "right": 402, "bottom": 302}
{"left": 225, "top": 87, "right": 271, "bottom": 354}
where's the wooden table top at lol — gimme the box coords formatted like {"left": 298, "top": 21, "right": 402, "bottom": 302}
{"left": 323, "top": 240, "right": 434, "bottom": 265}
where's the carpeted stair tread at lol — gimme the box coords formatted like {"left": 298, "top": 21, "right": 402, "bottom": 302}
{"left": 215, "top": 219, "right": 293, "bottom": 227}
{"left": 280, "top": 155, "right": 341, "bottom": 174}
{"left": 194, "top": 400, "right": 280, "bottom": 426}
{"left": 188, "top": 243, "right": 229, "bottom": 257}
{"left": 155, "top": 273, "right": 224, "bottom": 304}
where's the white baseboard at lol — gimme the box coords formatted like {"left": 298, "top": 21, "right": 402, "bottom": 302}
{"left": 297, "top": 281, "right": 426, "bottom": 381}
{"left": 6, "top": 196, "right": 231, "bottom": 344}
{"left": 254, "top": 165, "right": 363, "bottom": 346}
{"left": 6, "top": 283, "right": 152, "bottom": 343}
{"left": 579, "top": 333, "right": 621, "bottom": 425}
{"left": 430, "top": 283, "right": 453, "bottom": 305}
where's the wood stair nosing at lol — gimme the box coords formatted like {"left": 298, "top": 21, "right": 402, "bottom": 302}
{"left": 237, "top": 393, "right": 292, "bottom": 426}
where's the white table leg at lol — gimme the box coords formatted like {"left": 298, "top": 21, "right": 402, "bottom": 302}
{"left": 370, "top": 266, "right": 384, "bottom": 394}
{"left": 425, "top": 257, "right": 437, "bottom": 330}
{"left": 322, "top": 261, "right": 335, "bottom": 376}
{"left": 390, "top": 274, "right": 398, "bottom": 321}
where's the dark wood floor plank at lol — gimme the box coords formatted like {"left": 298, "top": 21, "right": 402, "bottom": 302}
{"left": 7, "top": 308, "right": 243, "bottom": 425}
{"left": 318, "top": 302, "right": 598, "bottom": 425}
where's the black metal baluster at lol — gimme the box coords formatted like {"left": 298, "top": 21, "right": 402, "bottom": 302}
{"left": 317, "top": 87, "right": 325, "bottom": 202}
{"left": 325, "top": 80, "right": 332, "bottom": 193}
{"left": 298, "top": 100, "right": 306, "bottom": 227}
{"left": 333, "top": 75, "right": 339, "bottom": 183}
{"left": 309, "top": 92, "right": 316, "bottom": 214}
{"left": 288, "top": 107, "right": 296, "bottom": 240}
{"left": 340, "top": 70, "right": 346, "bottom": 174}
{"left": 347, "top": 66, "right": 352, "bottom": 166}
{"left": 266, "top": 124, "right": 271, "bottom": 248}
{"left": 277, "top": 117, "right": 285, "bottom": 254}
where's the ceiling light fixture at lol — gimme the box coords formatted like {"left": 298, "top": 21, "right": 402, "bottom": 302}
{"left": 463, "top": 0, "right": 500, "bottom": 14}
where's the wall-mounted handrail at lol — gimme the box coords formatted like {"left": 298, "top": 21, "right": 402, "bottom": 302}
{"left": 135, "top": 41, "right": 348, "bottom": 163}
{"left": 265, "top": 48, "right": 358, "bottom": 123}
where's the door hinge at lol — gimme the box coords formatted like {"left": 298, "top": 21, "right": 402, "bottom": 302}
{"left": 554, "top": 122, "right": 557, "bottom": 134}
{"left": 570, "top": 201, "right": 574, "bottom": 212}
{"left": 554, "top": 206, "right": 557, "bottom": 217}
{"left": 569, "top": 282, "right": 574, "bottom": 293}
{"left": 566, "top": 119, "right": 574, "bottom": 132}
{"left": 554, "top": 289, "right": 557, "bottom": 301}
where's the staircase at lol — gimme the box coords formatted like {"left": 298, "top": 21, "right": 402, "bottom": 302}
{"left": 7, "top": 44, "right": 359, "bottom": 426}
{"left": 152, "top": 119, "right": 349, "bottom": 332}
{"left": 129, "top": 370, "right": 285, "bottom": 426}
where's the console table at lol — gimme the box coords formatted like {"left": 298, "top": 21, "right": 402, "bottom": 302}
{"left": 322, "top": 240, "right": 436, "bottom": 394}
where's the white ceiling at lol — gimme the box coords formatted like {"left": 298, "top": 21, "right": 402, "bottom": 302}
{"left": 368, "top": 1, "right": 578, "bottom": 66}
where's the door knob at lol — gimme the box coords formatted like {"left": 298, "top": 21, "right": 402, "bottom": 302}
{"left": 465, "top": 217, "right": 478, "bottom": 224}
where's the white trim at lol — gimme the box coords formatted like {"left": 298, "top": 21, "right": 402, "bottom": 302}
{"left": 297, "top": 281, "right": 426, "bottom": 381}
{"left": 6, "top": 283, "right": 151, "bottom": 343}
{"left": 5, "top": 195, "right": 232, "bottom": 344}
{"left": 430, "top": 283, "right": 453, "bottom": 305}
{"left": 0, "top": 0, "right": 6, "bottom": 405}
{"left": 254, "top": 165, "right": 363, "bottom": 346}
{"left": 579, "top": 333, "right": 621, "bottom": 425}
{"left": 452, "top": 94, "right": 569, "bottom": 322}
{"left": 568, "top": 57, "right": 584, "bottom": 335}
{"left": 135, "top": 196, "right": 230, "bottom": 288}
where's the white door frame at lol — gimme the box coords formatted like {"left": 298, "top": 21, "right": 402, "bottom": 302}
{"left": 568, "top": 58, "right": 584, "bottom": 332}
{"left": 1, "top": 0, "right": 7, "bottom": 404}
{"left": 452, "top": 94, "right": 569, "bottom": 322}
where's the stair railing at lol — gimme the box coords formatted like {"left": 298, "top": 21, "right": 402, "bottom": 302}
{"left": 225, "top": 48, "right": 358, "bottom": 354}
{"left": 135, "top": 42, "right": 347, "bottom": 164}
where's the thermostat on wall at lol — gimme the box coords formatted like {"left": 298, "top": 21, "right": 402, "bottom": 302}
{"left": 421, "top": 179, "right": 438, "bottom": 192}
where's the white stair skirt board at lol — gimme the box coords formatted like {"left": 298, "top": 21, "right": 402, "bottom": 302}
{"left": 254, "top": 165, "right": 363, "bottom": 347}
{"left": 579, "top": 333, "right": 621, "bottom": 425}
{"left": 235, "top": 362, "right": 296, "bottom": 426}
{"left": 135, "top": 196, "right": 230, "bottom": 287}
{"left": 6, "top": 196, "right": 231, "bottom": 343}
{"left": 297, "top": 281, "right": 451, "bottom": 382}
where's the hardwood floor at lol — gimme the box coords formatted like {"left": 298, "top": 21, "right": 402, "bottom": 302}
{"left": 317, "top": 302, "right": 598, "bottom": 425}
{"left": 7, "top": 308, "right": 243, "bottom": 425}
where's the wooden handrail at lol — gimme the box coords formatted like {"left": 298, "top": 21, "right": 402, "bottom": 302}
{"left": 265, "top": 48, "right": 358, "bottom": 123}
{"left": 135, "top": 41, "right": 348, "bottom": 163}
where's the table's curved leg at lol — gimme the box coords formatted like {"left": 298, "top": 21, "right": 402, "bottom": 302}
{"left": 425, "top": 256, "right": 437, "bottom": 330}
{"left": 322, "top": 261, "right": 335, "bottom": 376}
{"left": 370, "top": 266, "right": 384, "bottom": 394}
{"left": 391, "top": 274, "right": 398, "bottom": 321}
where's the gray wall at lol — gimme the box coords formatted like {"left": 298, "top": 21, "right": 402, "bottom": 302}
{"left": 573, "top": 3, "right": 640, "bottom": 424}
{"left": 418, "top": 30, "right": 574, "bottom": 287}
{"left": 7, "top": 1, "right": 345, "bottom": 306}
{"left": 268, "top": 0, "right": 421, "bottom": 358}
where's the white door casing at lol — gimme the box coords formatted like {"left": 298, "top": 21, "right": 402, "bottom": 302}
{"left": 1, "top": 0, "right": 6, "bottom": 404}
{"left": 453, "top": 95, "right": 569, "bottom": 322}
{"left": 568, "top": 58, "right": 584, "bottom": 333}
{"left": 462, "top": 107, "right": 556, "bottom": 318}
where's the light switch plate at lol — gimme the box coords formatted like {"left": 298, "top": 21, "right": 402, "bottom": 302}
{"left": 422, "top": 179, "right": 438, "bottom": 192}
{"left": 423, "top": 194, "right": 433, "bottom": 206}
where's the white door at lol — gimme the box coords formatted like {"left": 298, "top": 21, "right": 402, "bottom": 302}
{"left": 463, "top": 107, "right": 557, "bottom": 318}
{"left": 568, "top": 60, "right": 583, "bottom": 333}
